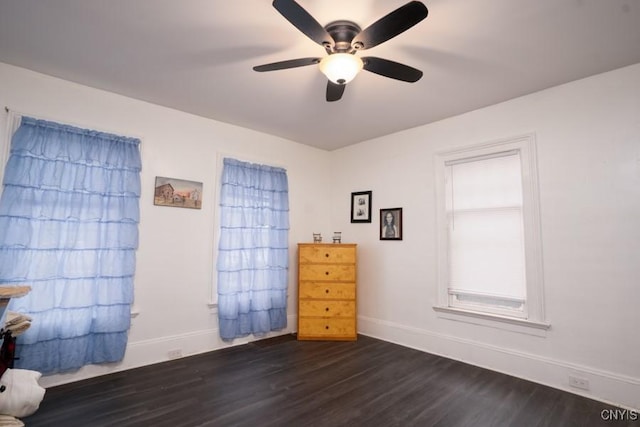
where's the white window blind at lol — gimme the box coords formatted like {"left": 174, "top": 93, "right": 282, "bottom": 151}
{"left": 445, "top": 151, "right": 527, "bottom": 315}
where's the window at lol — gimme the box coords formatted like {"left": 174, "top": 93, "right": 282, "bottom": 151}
{"left": 216, "top": 158, "right": 289, "bottom": 341}
{"left": 434, "top": 134, "right": 548, "bottom": 330}
{"left": 0, "top": 116, "right": 141, "bottom": 373}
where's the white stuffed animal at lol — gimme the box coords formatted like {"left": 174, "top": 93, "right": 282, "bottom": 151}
{"left": 0, "top": 368, "right": 45, "bottom": 419}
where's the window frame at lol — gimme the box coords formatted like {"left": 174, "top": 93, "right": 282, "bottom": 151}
{"left": 433, "top": 134, "right": 549, "bottom": 332}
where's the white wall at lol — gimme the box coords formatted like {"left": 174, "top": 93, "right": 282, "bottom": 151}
{"left": 0, "top": 62, "right": 333, "bottom": 387}
{"left": 1, "top": 60, "right": 639, "bottom": 409}
{"left": 330, "top": 63, "right": 640, "bottom": 409}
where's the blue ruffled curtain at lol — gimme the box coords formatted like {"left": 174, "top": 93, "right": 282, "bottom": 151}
{"left": 0, "top": 117, "right": 141, "bottom": 374}
{"left": 217, "top": 158, "right": 289, "bottom": 340}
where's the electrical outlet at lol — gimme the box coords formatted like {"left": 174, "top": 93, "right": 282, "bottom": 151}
{"left": 568, "top": 375, "right": 590, "bottom": 390}
{"left": 167, "top": 349, "right": 183, "bottom": 359}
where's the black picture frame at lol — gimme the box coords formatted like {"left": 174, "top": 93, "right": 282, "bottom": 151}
{"left": 350, "top": 191, "right": 372, "bottom": 223}
{"left": 380, "top": 208, "right": 403, "bottom": 240}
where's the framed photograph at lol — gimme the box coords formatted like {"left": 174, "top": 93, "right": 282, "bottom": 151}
{"left": 154, "top": 176, "right": 203, "bottom": 209}
{"left": 380, "top": 208, "right": 403, "bottom": 240}
{"left": 351, "top": 191, "right": 372, "bottom": 223}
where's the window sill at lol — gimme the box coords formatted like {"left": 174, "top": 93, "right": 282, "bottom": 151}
{"left": 433, "top": 305, "right": 550, "bottom": 337}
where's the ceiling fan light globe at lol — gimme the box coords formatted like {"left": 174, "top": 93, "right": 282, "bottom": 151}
{"left": 319, "top": 53, "right": 363, "bottom": 85}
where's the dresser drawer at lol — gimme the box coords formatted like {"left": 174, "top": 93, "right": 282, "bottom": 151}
{"left": 299, "top": 245, "right": 356, "bottom": 264}
{"left": 299, "top": 264, "right": 355, "bottom": 282}
{"left": 299, "top": 282, "right": 355, "bottom": 300}
{"left": 299, "top": 300, "right": 355, "bottom": 318}
{"left": 298, "top": 318, "right": 356, "bottom": 338}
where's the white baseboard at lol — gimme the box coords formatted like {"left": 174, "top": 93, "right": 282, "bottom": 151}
{"left": 357, "top": 315, "right": 640, "bottom": 411}
{"left": 38, "top": 315, "right": 298, "bottom": 388}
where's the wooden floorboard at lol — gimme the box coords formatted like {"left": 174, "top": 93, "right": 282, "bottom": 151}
{"left": 23, "top": 335, "right": 634, "bottom": 427}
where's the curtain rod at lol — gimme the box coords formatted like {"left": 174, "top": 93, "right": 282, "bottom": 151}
{"left": 3, "top": 106, "right": 145, "bottom": 144}
{"left": 5, "top": 106, "right": 63, "bottom": 123}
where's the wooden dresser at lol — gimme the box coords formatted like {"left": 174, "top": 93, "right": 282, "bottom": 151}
{"left": 297, "top": 243, "right": 357, "bottom": 341}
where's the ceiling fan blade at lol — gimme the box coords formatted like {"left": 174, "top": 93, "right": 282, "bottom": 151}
{"left": 352, "top": 1, "right": 428, "bottom": 50}
{"left": 326, "top": 81, "right": 346, "bottom": 102}
{"left": 253, "top": 57, "right": 321, "bottom": 72}
{"left": 362, "top": 57, "right": 423, "bottom": 82}
{"left": 272, "top": 0, "right": 335, "bottom": 48}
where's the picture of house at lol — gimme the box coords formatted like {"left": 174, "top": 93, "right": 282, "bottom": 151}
{"left": 154, "top": 177, "right": 203, "bottom": 209}
{"left": 154, "top": 182, "right": 174, "bottom": 202}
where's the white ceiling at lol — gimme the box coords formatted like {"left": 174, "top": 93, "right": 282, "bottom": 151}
{"left": 0, "top": 0, "right": 639, "bottom": 151}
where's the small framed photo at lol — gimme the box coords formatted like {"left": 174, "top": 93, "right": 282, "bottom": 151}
{"left": 380, "top": 208, "right": 403, "bottom": 240}
{"left": 351, "top": 191, "right": 372, "bottom": 223}
{"left": 154, "top": 176, "right": 203, "bottom": 209}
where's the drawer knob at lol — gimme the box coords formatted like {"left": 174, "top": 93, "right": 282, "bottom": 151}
{"left": 325, "top": 307, "right": 329, "bottom": 312}
{"left": 325, "top": 326, "right": 330, "bottom": 330}
{"left": 325, "top": 253, "right": 330, "bottom": 258}
{"left": 325, "top": 271, "right": 329, "bottom": 275}
{"left": 325, "top": 289, "right": 330, "bottom": 294}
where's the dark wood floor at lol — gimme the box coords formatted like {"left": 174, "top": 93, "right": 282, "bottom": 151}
{"left": 24, "top": 335, "right": 634, "bottom": 427}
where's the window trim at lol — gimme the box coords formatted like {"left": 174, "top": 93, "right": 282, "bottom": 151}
{"left": 433, "top": 306, "right": 550, "bottom": 337}
{"left": 433, "top": 133, "right": 548, "bottom": 329}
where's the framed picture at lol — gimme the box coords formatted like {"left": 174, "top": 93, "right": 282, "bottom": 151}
{"left": 380, "top": 208, "right": 403, "bottom": 240}
{"left": 351, "top": 191, "right": 372, "bottom": 223}
{"left": 154, "top": 176, "right": 203, "bottom": 209}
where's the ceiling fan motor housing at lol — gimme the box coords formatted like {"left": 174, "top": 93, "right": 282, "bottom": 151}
{"left": 324, "top": 21, "right": 362, "bottom": 53}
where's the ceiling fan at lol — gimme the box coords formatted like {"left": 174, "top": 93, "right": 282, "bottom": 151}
{"left": 253, "top": 0, "right": 429, "bottom": 102}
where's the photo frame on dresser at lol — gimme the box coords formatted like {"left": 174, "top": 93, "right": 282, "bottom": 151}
{"left": 350, "top": 191, "right": 372, "bottom": 223}
{"left": 380, "top": 208, "right": 403, "bottom": 240}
